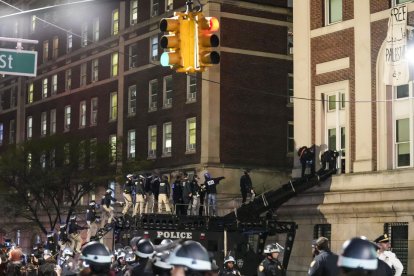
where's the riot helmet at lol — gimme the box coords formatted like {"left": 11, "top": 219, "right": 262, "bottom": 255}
{"left": 224, "top": 255, "right": 236, "bottom": 264}
{"left": 153, "top": 251, "right": 172, "bottom": 270}
{"left": 337, "top": 237, "right": 378, "bottom": 272}
{"left": 263, "top": 243, "right": 280, "bottom": 254}
{"left": 125, "top": 252, "right": 136, "bottom": 264}
{"left": 126, "top": 174, "right": 133, "bottom": 179}
{"left": 136, "top": 239, "right": 154, "bottom": 258}
{"left": 129, "top": 236, "right": 142, "bottom": 250}
{"left": 105, "top": 189, "right": 112, "bottom": 194}
{"left": 62, "top": 247, "right": 74, "bottom": 258}
{"left": 160, "top": 239, "right": 173, "bottom": 246}
{"left": 88, "top": 200, "right": 96, "bottom": 207}
{"left": 80, "top": 241, "right": 112, "bottom": 273}
{"left": 167, "top": 240, "right": 212, "bottom": 271}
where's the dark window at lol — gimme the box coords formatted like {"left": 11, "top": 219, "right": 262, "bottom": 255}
{"left": 384, "top": 222, "right": 408, "bottom": 275}
{"left": 313, "top": 224, "right": 331, "bottom": 241}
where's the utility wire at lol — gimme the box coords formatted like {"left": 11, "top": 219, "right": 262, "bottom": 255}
{"left": 0, "top": 0, "right": 399, "bottom": 104}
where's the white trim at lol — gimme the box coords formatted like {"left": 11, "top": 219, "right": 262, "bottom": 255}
{"left": 316, "top": 57, "right": 350, "bottom": 75}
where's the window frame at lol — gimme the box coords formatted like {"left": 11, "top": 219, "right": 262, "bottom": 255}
{"left": 109, "top": 134, "right": 117, "bottom": 164}
{"left": 163, "top": 75, "right": 173, "bottom": 108}
{"left": 163, "top": 122, "right": 172, "bottom": 156}
{"left": 127, "top": 129, "right": 136, "bottom": 159}
{"left": 9, "top": 119, "right": 15, "bottom": 144}
{"left": 66, "top": 30, "right": 72, "bottom": 53}
{"left": 187, "top": 74, "right": 197, "bottom": 102}
{"left": 26, "top": 116, "right": 33, "bottom": 140}
{"left": 90, "top": 97, "right": 98, "bottom": 126}
{"left": 79, "top": 100, "right": 87, "bottom": 128}
{"left": 151, "top": 0, "right": 159, "bottom": 17}
{"left": 112, "top": 9, "right": 119, "bottom": 35}
{"left": 111, "top": 52, "right": 119, "bottom": 77}
{"left": 80, "top": 63, "right": 87, "bottom": 86}
{"left": 42, "top": 78, "right": 48, "bottom": 99}
{"left": 28, "top": 83, "right": 34, "bottom": 103}
{"left": 186, "top": 117, "right": 196, "bottom": 152}
{"left": 91, "top": 58, "right": 99, "bottom": 82}
{"left": 395, "top": 118, "right": 411, "bottom": 168}
{"left": 93, "top": 17, "right": 100, "bottom": 42}
{"left": 165, "top": 0, "right": 173, "bottom": 11}
{"left": 149, "top": 79, "right": 158, "bottom": 111}
{"left": 41, "top": 111, "right": 47, "bottom": 137}
{"left": 64, "top": 105, "right": 71, "bottom": 132}
{"left": 43, "top": 40, "right": 49, "bottom": 63}
{"left": 52, "top": 36, "right": 59, "bottom": 59}
{"left": 148, "top": 125, "right": 157, "bottom": 158}
{"left": 81, "top": 22, "right": 88, "bottom": 47}
{"left": 65, "top": 69, "right": 72, "bottom": 91}
{"left": 52, "top": 74, "right": 57, "bottom": 95}
{"left": 325, "top": 0, "right": 343, "bottom": 25}
{"left": 109, "top": 92, "right": 117, "bottom": 121}
{"left": 50, "top": 109, "right": 56, "bottom": 134}
{"left": 130, "top": 0, "right": 138, "bottom": 25}
{"left": 150, "top": 35, "right": 159, "bottom": 61}
{"left": 128, "top": 85, "right": 137, "bottom": 116}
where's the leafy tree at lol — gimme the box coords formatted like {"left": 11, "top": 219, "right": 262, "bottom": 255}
{"left": 0, "top": 135, "right": 118, "bottom": 234}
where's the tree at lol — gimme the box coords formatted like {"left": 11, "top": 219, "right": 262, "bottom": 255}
{"left": 0, "top": 135, "right": 118, "bottom": 235}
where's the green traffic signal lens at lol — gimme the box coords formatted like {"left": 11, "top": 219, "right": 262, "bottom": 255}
{"left": 160, "top": 52, "right": 170, "bottom": 66}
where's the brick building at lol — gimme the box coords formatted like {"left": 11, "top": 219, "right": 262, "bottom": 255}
{"left": 283, "top": 0, "right": 414, "bottom": 274}
{"left": 0, "top": 0, "right": 293, "bottom": 247}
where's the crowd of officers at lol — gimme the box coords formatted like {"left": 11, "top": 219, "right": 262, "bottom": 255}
{"left": 0, "top": 236, "right": 244, "bottom": 276}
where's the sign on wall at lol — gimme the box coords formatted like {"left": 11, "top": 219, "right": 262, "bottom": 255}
{"left": 384, "top": 4, "right": 409, "bottom": 86}
{"left": 0, "top": 48, "right": 37, "bottom": 77}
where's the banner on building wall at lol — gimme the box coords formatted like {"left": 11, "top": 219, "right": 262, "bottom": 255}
{"left": 384, "top": 4, "right": 409, "bottom": 86}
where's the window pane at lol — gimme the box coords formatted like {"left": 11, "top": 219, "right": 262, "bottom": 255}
{"left": 328, "top": 95, "right": 336, "bottom": 111}
{"left": 328, "top": 128, "right": 336, "bottom": 150}
{"left": 329, "top": 0, "right": 342, "bottom": 23}
{"left": 398, "top": 143, "right": 410, "bottom": 166}
{"left": 397, "top": 119, "right": 409, "bottom": 142}
{"left": 396, "top": 84, "right": 409, "bottom": 99}
{"left": 341, "top": 127, "right": 346, "bottom": 156}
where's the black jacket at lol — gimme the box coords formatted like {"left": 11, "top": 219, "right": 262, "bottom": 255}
{"left": 240, "top": 174, "right": 253, "bottom": 193}
{"left": 172, "top": 180, "right": 182, "bottom": 202}
{"left": 205, "top": 177, "right": 225, "bottom": 194}
{"left": 307, "top": 250, "right": 339, "bottom": 276}
{"left": 101, "top": 194, "right": 116, "bottom": 208}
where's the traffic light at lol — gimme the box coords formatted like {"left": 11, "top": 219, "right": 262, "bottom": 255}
{"left": 159, "top": 16, "right": 182, "bottom": 69}
{"left": 196, "top": 14, "right": 220, "bottom": 70}
{"left": 160, "top": 12, "right": 197, "bottom": 73}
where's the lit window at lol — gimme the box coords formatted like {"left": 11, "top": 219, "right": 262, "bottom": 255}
{"left": 9, "top": 120, "right": 15, "bottom": 144}
{"left": 40, "top": 153, "right": 46, "bottom": 169}
{"left": 91, "top": 97, "right": 98, "bottom": 126}
{"left": 151, "top": 0, "right": 159, "bottom": 17}
{"left": 27, "top": 116, "right": 32, "bottom": 140}
{"left": 52, "top": 36, "right": 58, "bottom": 59}
{"left": 42, "top": 78, "right": 48, "bottom": 99}
{"left": 187, "top": 75, "right": 197, "bottom": 102}
{"left": 43, "top": 40, "right": 49, "bottom": 63}
{"left": 92, "top": 59, "right": 99, "bottom": 82}
{"left": 396, "top": 118, "right": 410, "bottom": 167}
{"left": 130, "top": 0, "right": 138, "bottom": 25}
{"left": 149, "top": 79, "right": 158, "bottom": 111}
{"left": 67, "top": 30, "right": 72, "bottom": 53}
{"left": 50, "top": 109, "right": 56, "bottom": 134}
{"left": 128, "top": 129, "right": 136, "bottom": 159}
{"left": 93, "top": 17, "right": 100, "bottom": 42}
{"left": 81, "top": 22, "right": 88, "bottom": 47}
{"left": 163, "top": 75, "right": 173, "bottom": 107}
{"left": 52, "top": 74, "right": 57, "bottom": 95}
{"left": 287, "top": 121, "right": 294, "bottom": 153}
{"left": 186, "top": 118, "right": 196, "bottom": 152}
{"left": 41, "top": 112, "right": 47, "bottom": 136}
{"left": 64, "top": 105, "right": 71, "bottom": 132}
{"left": 148, "top": 125, "right": 157, "bottom": 158}
{"left": 110, "top": 92, "right": 117, "bottom": 121}
{"left": 163, "top": 122, "right": 172, "bottom": 155}
{"left": 112, "top": 9, "right": 119, "bottom": 35}
{"left": 79, "top": 101, "right": 86, "bottom": 128}
{"left": 0, "top": 123, "right": 3, "bottom": 145}
{"left": 150, "top": 35, "right": 158, "bottom": 61}
{"left": 28, "top": 83, "right": 33, "bottom": 103}
{"left": 111, "top": 52, "right": 118, "bottom": 77}
{"left": 109, "top": 135, "right": 117, "bottom": 164}
{"left": 65, "top": 69, "right": 72, "bottom": 90}
{"left": 80, "top": 63, "right": 87, "bottom": 86}
{"left": 325, "top": 0, "right": 342, "bottom": 25}
{"left": 128, "top": 85, "right": 137, "bottom": 116}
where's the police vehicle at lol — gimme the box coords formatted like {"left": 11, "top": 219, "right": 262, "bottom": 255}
{"left": 93, "top": 166, "right": 337, "bottom": 275}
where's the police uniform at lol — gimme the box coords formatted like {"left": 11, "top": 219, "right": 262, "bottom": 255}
{"left": 122, "top": 176, "right": 135, "bottom": 216}
{"left": 86, "top": 203, "right": 99, "bottom": 242}
{"left": 68, "top": 218, "right": 87, "bottom": 253}
{"left": 374, "top": 234, "right": 404, "bottom": 276}
{"left": 257, "top": 258, "right": 284, "bottom": 276}
{"left": 308, "top": 249, "right": 339, "bottom": 276}
{"left": 133, "top": 176, "right": 146, "bottom": 216}
{"left": 219, "top": 267, "right": 241, "bottom": 276}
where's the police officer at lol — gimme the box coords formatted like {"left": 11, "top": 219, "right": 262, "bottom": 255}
{"left": 133, "top": 175, "right": 146, "bottom": 216}
{"left": 86, "top": 200, "right": 99, "bottom": 242}
{"left": 167, "top": 240, "right": 213, "bottom": 276}
{"left": 308, "top": 237, "right": 339, "bottom": 276}
{"left": 131, "top": 239, "right": 155, "bottom": 275}
{"left": 38, "top": 249, "right": 58, "bottom": 276}
{"left": 60, "top": 247, "right": 77, "bottom": 276}
{"left": 58, "top": 224, "right": 70, "bottom": 250}
{"left": 374, "top": 234, "right": 404, "bottom": 276}
{"left": 298, "top": 145, "right": 315, "bottom": 178}
{"left": 79, "top": 241, "right": 113, "bottom": 275}
{"left": 257, "top": 243, "right": 285, "bottom": 276}
{"left": 101, "top": 189, "right": 117, "bottom": 227}
{"left": 68, "top": 215, "right": 87, "bottom": 253}
{"left": 122, "top": 174, "right": 135, "bottom": 217}
{"left": 158, "top": 175, "right": 171, "bottom": 214}
{"left": 240, "top": 169, "right": 253, "bottom": 204}
{"left": 181, "top": 172, "right": 193, "bottom": 215}
{"left": 337, "top": 237, "right": 378, "bottom": 275}
{"left": 219, "top": 255, "right": 241, "bottom": 276}
{"left": 190, "top": 175, "right": 201, "bottom": 215}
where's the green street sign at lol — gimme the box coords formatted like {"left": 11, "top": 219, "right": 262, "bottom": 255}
{"left": 0, "top": 48, "right": 37, "bottom": 77}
